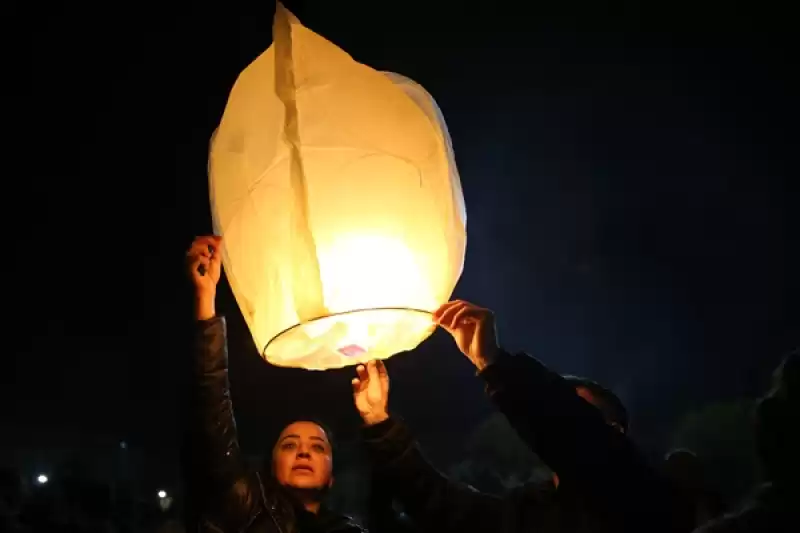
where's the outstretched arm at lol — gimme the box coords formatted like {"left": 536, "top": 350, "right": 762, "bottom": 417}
{"left": 185, "top": 236, "right": 264, "bottom": 532}
{"left": 354, "top": 361, "right": 507, "bottom": 533}
{"left": 435, "top": 300, "right": 694, "bottom": 533}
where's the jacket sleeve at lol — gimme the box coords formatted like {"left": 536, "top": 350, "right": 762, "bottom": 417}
{"left": 362, "top": 417, "right": 510, "bottom": 533}
{"left": 186, "top": 316, "right": 265, "bottom": 532}
{"left": 479, "top": 351, "right": 694, "bottom": 533}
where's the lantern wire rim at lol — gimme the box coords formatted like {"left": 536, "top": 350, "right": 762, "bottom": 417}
{"left": 263, "top": 306, "right": 434, "bottom": 357}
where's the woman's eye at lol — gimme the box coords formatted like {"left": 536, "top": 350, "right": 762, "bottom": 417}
{"left": 282, "top": 442, "right": 296, "bottom": 450}
{"left": 312, "top": 444, "right": 325, "bottom": 453}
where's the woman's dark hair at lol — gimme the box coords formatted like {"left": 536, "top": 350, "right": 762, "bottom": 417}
{"left": 563, "top": 375, "right": 629, "bottom": 432}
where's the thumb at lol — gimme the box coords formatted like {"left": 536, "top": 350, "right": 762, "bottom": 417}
{"left": 376, "top": 360, "right": 388, "bottom": 379}
{"left": 366, "top": 360, "right": 380, "bottom": 382}
{"left": 351, "top": 378, "right": 363, "bottom": 395}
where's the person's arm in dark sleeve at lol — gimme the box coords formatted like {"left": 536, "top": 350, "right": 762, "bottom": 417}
{"left": 362, "top": 416, "right": 510, "bottom": 533}
{"left": 186, "top": 316, "right": 266, "bottom": 532}
{"left": 480, "top": 351, "right": 694, "bottom": 532}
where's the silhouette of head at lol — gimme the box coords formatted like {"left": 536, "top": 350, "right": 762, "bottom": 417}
{"left": 564, "top": 376, "right": 629, "bottom": 434}
{"left": 755, "top": 350, "right": 799, "bottom": 483}
{"left": 663, "top": 449, "right": 703, "bottom": 491}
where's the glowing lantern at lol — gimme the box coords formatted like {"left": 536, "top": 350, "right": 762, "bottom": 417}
{"left": 209, "top": 3, "right": 466, "bottom": 370}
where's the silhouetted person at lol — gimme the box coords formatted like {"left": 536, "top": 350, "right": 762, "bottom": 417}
{"left": 353, "top": 300, "right": 695, "bottom": 533}
{"left": 0, "top": 467, "right": 24, "bottom": 533}
{"left": 184, "top": 236, "right": 366, "bottom": 533}
{"left": 693, "top": 350, "right": 799, "bottom": 533}
{"left": 662, "top": 449, "right": 726, "bottom": 527}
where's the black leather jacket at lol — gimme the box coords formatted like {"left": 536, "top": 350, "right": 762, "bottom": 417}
{"left": 184, "top": 317, "right": 365, "bottom": 533}
{"left": 362, "top": 352, "right": 696, "bottom": 533}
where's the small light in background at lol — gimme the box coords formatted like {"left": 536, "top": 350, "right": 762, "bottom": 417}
{"left": 120, "top": 441, "right": 128, "bottom": 450}
{"left": 157, "top": 489, "right": 173, "bottom": 511}
{"left": 36, "top": 474, "right": 49, "bottom": 485}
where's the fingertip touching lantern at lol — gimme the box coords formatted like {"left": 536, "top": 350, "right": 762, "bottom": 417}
{"left": 209, "top": 3, "right": 466, "bottom": 370}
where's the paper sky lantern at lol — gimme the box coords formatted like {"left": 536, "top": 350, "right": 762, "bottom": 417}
{"left": 208, "top": 3, "right": 466, "bottom": 370}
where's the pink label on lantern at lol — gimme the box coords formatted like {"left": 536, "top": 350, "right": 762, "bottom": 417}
{"left": 338, "top": 344, "right": 366, "bottom": 357}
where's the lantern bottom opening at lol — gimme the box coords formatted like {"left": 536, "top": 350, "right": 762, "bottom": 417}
{"left": 263, "top": 307, "right": 435, "bottom": 370}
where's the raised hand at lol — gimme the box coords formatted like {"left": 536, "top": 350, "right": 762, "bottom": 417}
{"left": 186, "top": 235, "right": 223, "bottom": 320}
{"left": 352, "top": 360, "right": 390, "bottom": 426}
{"left": 433, "top": 300, "right": 500, "bottom": 371}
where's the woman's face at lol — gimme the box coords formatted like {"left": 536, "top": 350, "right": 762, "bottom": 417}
{"left": 272, "top": 421, "right": 333, "bottom": 491}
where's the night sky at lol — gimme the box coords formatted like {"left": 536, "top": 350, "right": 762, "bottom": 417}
{"left": 8, "top": 1, "right": 797, "bottom": 462}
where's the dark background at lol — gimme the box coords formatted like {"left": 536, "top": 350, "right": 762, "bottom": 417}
{"left": 7, "top": 0, "right": 797, "bottom": 477}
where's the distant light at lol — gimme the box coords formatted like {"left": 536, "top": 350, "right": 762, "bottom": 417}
{"left": 158, "top": 490, "right": 167, "bottom": 499}
{"left": 37, "top": 474, "right": 49, "bottom": 484}
{"left": 120, "top": 441, "right": 127, "bottom": 450}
